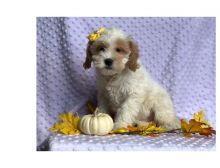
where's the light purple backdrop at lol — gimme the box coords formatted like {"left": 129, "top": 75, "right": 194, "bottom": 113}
{"left": 37, "top": 17, "right": 215, "bottom": 149}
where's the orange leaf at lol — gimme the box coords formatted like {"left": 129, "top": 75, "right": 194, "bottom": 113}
{"left": 181, "top": 119, "right": 215, "bottom": 137}
{"left": 188, "top": 119, "right": 203, "bottom": 132}
{"left": 127, "top": 125, "right": 139, "bottom": 132}
{"left": 199, "top": 127, "right": 216, "bottom": 137}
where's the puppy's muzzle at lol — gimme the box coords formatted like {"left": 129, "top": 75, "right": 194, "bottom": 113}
{"left": 104, "top": 58, "right": 113, "bottom": 69}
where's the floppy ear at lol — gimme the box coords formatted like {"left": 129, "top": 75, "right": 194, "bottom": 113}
{"left": 83, "top": 42, "right": 93, "bottom": 69}
{"left": 127, "top": 40, "right": 139, "bottom": 71}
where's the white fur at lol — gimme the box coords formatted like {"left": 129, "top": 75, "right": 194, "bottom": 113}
{"left": 91, "top": 28, "right": 180, "bottom": 130}
{"left": 99, "top": 28, "right": 129, "bottom": 43}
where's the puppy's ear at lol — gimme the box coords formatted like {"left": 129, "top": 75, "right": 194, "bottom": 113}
{"left": 127, "top": 40, "right": 139, "bottom": 71}
{"left": 83, "top": 42, "right": 93, "bottom": 69}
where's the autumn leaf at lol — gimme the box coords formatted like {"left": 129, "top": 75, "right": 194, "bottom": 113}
{"left": 112, "top": 122, "right": 166, "bottom": 136}
{"left": 198, "top": 127, "right": 216, "bottom": 136}
{"left": 139, "top": 122, "right": 166, "bottom": 136}
{"left": 193, "top": 111, "right": 211, "bottom": 128}
{"left": 193, "top": 111, "right": 204, "bottom": 122}
{"left": 48, "top": 112, "right": 81, "bottom": 135}
{"left": 127, "top": 125, "right": 140, "bottom": 132}
{"left": 181, "top": 119, "right": 215, "bottom": 137}
{"left": 181, "top": 119, "right": 201, "bottom": 137}
{"left": 111, "top": 127, "right": 129, "bottom": 134}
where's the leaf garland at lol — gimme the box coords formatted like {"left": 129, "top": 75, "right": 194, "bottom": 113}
{"left": 48, "top": 108, "right": 215, "bottom": 138}
{"left": 112, "top": 111, "right": 215, "bottom": 138}
{"left": 112, "top": 122, "right": 166, "bottom": 136}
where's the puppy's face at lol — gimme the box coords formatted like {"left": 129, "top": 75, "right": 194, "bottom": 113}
{"left": 89, "top": 39, "right": 131, "bottom": 76}
{"left": 84, "top": 28, "right": 139, "bottom": 76}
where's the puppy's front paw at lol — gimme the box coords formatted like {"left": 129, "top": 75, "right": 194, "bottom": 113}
{"left": 162, "top": 118, "right": 181, "bottom": 130}
{"left": 135, "top": 121, "right": 151, "bottom": 127}
{"left": 113, "top": 122, "right": 129, "bottom": 130}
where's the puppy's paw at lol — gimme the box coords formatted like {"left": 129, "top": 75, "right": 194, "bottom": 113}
{"left": 162, "top": 118, "right": 181, "bottom": 130}
{"left": 135, "top": 121, "right": 151, "bottom": 127}
{"left": 113, "top": 122, "right": 129, "bottom": 130}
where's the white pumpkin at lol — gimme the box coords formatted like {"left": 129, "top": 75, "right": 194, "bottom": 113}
{"left": 79, "top": 108, "right": 114, "bottom": 135}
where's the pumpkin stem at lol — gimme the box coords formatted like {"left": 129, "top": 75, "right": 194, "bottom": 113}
{"left": 94, "top": 108, "right": 99, "bottom": 116}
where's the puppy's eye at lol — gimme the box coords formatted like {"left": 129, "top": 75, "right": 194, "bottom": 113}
{"left": 115, "top": 48, "right": 121, "bottom": 52}
{"left": 99, "top": 47, "right": 105, "bottom": 52}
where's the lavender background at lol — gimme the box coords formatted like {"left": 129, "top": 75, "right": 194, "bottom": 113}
{"left": 37, "top": 17, "right": 215, "bottom": 150}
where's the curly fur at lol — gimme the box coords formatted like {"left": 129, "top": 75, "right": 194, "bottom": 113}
{"left": 84, "top": 28, "right": 180, "bottom": 130}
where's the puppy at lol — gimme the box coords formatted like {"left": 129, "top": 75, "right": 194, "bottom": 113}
{"left": 83, "top": 27, "right": 180, "bottom": 130}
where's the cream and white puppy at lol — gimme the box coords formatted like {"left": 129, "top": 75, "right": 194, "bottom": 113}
{"left": 84, "top": 28, "right": 180, "bottom": 130}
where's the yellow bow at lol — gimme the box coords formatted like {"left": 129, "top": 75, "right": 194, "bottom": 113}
{"left": 87, "top": 27, "right": 106, "bottom": 41}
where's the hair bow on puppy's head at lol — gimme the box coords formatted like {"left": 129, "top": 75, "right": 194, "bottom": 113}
{"left": 87, "top": 27, "right": 106, "bottom": 41}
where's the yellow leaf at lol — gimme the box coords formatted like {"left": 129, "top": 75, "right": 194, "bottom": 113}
{"left": 58, "top": 113, "right": 68, "bottom": 123}
{"left": 181, "top": 118, "right": 215, "bottom": 137}
{"left": 140, "top": 122, "right": 166, "bottom": 136}
{"left": 49, "top": 112, "right": 81, "bottom": 135}
{"left": 87, "top": 27, "right": 106, "bottom": 41}
{"left": 193, "top": 111, "right": 211, "bottom": 127}
{"left": 181, "top": 119, "right": 202, "bottom": 132}
{"left": 67, "top": 111, "right": 73, "bottom": 123}
{"left": 201, "top": 124, "right": 209, "bottom": 128}
{"left": 193, "top": 111, "right": 204, "bottom": 122}
{"left": 112, "top": 127, "right": 129, "bottom": 134}
{"left": 73, "top": 113, "right": 80, "bottom": 129}
{"left": 122, "top": 122, "right": 166, "bottom": 136}
{"left": 88, "top": 33, "right": 100, "bottom": 41}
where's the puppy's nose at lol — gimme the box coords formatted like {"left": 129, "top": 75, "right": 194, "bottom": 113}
{"left": 104, "top": 58, "right": 113, "bottom": 66}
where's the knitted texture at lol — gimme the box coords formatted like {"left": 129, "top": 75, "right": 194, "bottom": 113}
{"left": 49, "top": 134, "right": 215, "bottom": 151}
{"left": 37, "top": 17, "right": 215, "bottom": 150}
